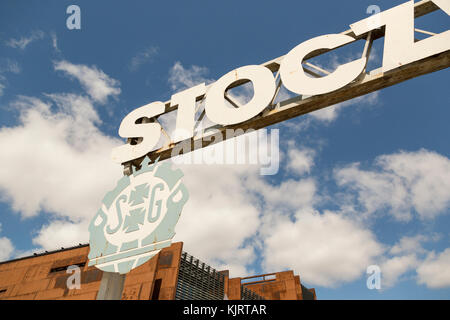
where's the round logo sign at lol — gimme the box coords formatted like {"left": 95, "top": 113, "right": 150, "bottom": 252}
{"left": 88, "top": 157, "right": 189, "bottom": 274}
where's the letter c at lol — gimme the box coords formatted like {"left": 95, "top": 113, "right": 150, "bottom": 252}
{"left": 279, "top": 34, "right": 366, "bottom": 96}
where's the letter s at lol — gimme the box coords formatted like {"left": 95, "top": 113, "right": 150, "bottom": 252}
{"left": 111, "top": 101, "right": 165, "bottom": 164}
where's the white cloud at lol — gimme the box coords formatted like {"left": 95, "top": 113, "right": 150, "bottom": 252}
{"left": 261, "top": 209, "right": 384, "bottom": 287}
{"left": 168, "top": 129, "right": 282, "bottom": 276}
{"left": 226, "top": 82, "right": 254, "bottom": 106}
{"left": 335, "top": 149, "right": 450, "bottom": 221}
{"left": 168, "top": 61, "right": 211, "bottom": 92}
{"left": 168, "top": 130, "right": 281, "bottom": 277}
{"left": 0, "top": 58, "right": 21, "bottom": 74}
{"left": 0, "top": 237, "right": 14, "bottom": 262}
{"left": 376, "top": 234, "right": 435, "bottom": 288}
{"left": 336, "top": 163, "right": 412, "bottom": 221}
{"left": 273, "top": 86, "right": 295, "bottom": 104}
{"left": 0, "top": 92, "right": 124, "bottom": 252}
{"left": 0, "top": 77, "right": 5, "bottom": 97}
{"left": 54, "top": 60, "right": 121, "bottom": 104}
{"left": 380, "top": 254, "right": 418, "bottom": 288}
{"left": 389, "top": 234, "right": 432, "bottom": 256}
{"left": 0, "top": 59, "right": 21, "bottom": 97}
{"left": 310, "top": 92, "right": 379, "bottom": 122}
{"left": 378, "top": 150, "right": 450, "bottom": 219}
{"left": 333, "top": 147, "right": 450, "bottom": 289}
{"left": 129, "top": 46, "right": 158, "bottom": 71}
{"left": 5, "top": 30, "right": 45, "bottom": 50}
{"left": 50, "top": 32, "right": 60, "bottom": 52}
{"left": 173, "top": 161, "right": 262, "bottom": 277}
{"left": 162, "top": 61, "right": 215, "bottom": 139}
{"left": 251, "top": 177, "right": 317, "bottom": 213}
{"left": 0, "top": 94, "right": 122, "bottom": 224}
{"left": 32, "top": 220, "right": 90, "bottom": 250}
{"left": 417, "top": 249, "right": 450, "bottom": 289}
{"left": 286, "top": 145, "right": 315, "bottom": 176}
{"left": 0, "top": 224, "right": 14, "bottom": 262}
{"left": 166, "top": 119, "right": 384, "bottom": 286}
{"left": 310, "top": 105, "right": 339, "bottom": 122}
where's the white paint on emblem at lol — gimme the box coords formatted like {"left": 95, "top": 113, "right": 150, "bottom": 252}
{"left": 105, "top": 173, "right": 170, "bottom": 247}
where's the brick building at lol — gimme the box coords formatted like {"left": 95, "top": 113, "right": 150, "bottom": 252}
{"left": 0, "top": 242, "right": 316, "bottom": 300}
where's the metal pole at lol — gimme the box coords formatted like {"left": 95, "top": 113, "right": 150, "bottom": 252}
{"left": 96, "top": 272, "right": 126, "bottom": 300}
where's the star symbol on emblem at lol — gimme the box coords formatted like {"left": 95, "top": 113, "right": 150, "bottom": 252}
{"left": 123, "top": 207, "right": 146, "bottom": 233}
{"left": 128, "top": 183, "right": 149, "bottom": 206}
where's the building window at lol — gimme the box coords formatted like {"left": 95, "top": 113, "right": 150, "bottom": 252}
{"left": 49, "top": 262, "right": 86, "bottom": 273}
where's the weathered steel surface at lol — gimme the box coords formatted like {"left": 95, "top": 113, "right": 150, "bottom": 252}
{"left": 129, "top": 50, "right": 450, "bottom": 169}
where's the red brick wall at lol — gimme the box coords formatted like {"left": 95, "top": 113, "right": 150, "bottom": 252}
{"left": 227, "top": 277, "right": 242, "bottom": 300}
{"left": 0, "top": 242, "right": 315, "bottom": 300}
{"left": 121, "top": 241, "right": 183, "bottom": 300}
{"left": 228, "top": 271, "right": 316, "bottom": 300}
{"left": 0, "top": 242, "right": 183, "bottom": 300}
{"left": 0, "top": 245, "right": 102, "bottom": 300}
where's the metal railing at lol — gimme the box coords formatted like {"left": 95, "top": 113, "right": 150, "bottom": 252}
{"left": 175, "top": 252, "right": 225, "bottom": 300}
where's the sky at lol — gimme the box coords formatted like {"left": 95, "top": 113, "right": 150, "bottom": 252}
{"left": 0, "top": 0, "right": 449, "bottom": 300}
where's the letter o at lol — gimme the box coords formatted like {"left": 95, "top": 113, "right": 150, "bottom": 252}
{"left": 205, "top": 65, "right": 276, "bottom": 126}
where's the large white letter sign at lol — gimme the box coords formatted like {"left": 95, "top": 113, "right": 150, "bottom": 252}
{"left": 109, "top": 1, "right": 450, "bottom": 167}
{"left": 279, "top": 34, "right": 367, "bottom": 96}
{"left": 350, "top": 1, "right": 450, "bottom": 73}
{"left": 111, "top": 101, "right": 165, "bottom": 164}
{"left": 205, "top": 65, "right": 276, "bottom": 126}
{"left": 171, "top": 83, "right": 206, "bottom": 142}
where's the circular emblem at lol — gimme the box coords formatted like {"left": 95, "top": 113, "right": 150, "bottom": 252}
{"left": 88, "top": 157, "right": 189, "bottom": 274}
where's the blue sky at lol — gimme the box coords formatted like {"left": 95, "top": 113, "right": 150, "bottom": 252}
{"left": 0, "top": 0, "right": 449, "bottom": 299}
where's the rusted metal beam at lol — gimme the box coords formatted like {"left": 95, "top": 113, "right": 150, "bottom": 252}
{"left": 126, "top": 50, "right": 449, "bottom": 169}
{"left": 156, "top": 0, "right": 442, "bottom": 115}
